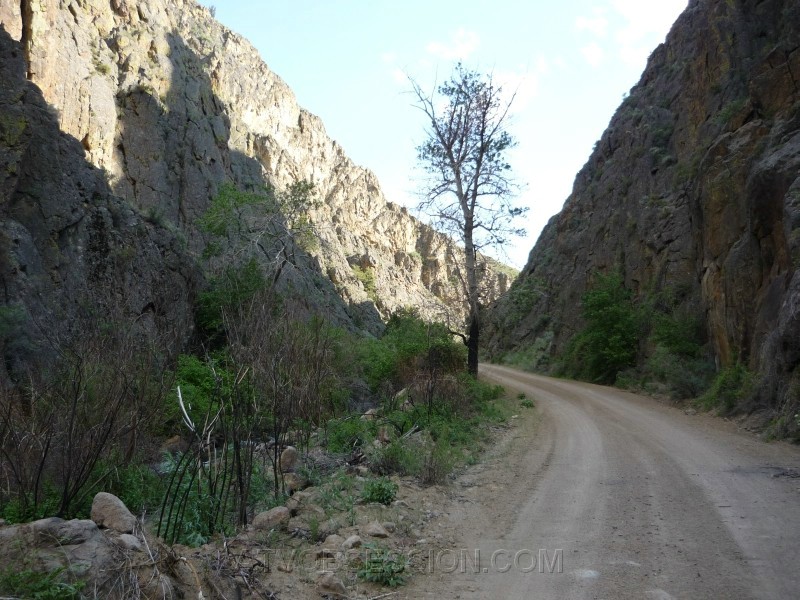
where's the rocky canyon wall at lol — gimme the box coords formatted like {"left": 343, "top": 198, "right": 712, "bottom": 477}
{"left": 486, "top": 0, "right": 800, "bottom": 429}
{"left": 0, "top": 0, "right": 511, "bottom": 375}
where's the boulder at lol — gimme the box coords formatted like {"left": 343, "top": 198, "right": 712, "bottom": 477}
{"left": 282, "top": 472, "right": 308, "bottom": 493}
{"left": 116, "top": 533, "right": 144, "bottom": 552}
{"left": 315, "top": 572, "right": 348, "bottom": 598}
{"left": 91, "top": 492, "right": 137, "bottom": 533}
{"left": 253, "top": 506, "right": 291, "bottom": 531}
{"left": 279, "top": 446, "right": 299, "bottom": 472}
{"left": 364, "top": 520, "right": 389, "bottom": 538}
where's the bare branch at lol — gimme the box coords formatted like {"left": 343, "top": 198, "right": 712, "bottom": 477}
{"left": 410, "top": 64, "right": 527, "bottom": 375}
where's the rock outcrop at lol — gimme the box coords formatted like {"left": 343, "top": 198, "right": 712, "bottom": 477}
{"left": 487, "top": 0, "right": 800, "bottom": 430}
{"left": 0, "top": 0, "right": 510, "bottom": 353}
{"left": 0, "top": 24, "right": 197, "bottom": 378}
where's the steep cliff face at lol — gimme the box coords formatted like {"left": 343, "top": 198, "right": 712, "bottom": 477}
{"left": 0, "top": 0, "right": 509, "bottom": 340}
{"left": 0, "top": 26, "right": 198, "bottom": 377}
{"left": 487, "top": 0, "right": 800, "bottom": 426}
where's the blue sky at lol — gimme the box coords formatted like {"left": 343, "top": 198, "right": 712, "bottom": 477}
{"left": 201, "top": 1, "right": 688, "bottom": 268}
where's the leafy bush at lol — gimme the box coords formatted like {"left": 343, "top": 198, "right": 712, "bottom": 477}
{"left": 361, "top": 477, "right": 398, "bottom": 505}
{"left": 0, "top": 567, "right": 83, "bottom": 600}
{"left": 352, "top": 265, "right": 377, "bottom": 300}
{"left": 641, "top": 346, "right": 714, "bottom": 399}
{"left": 370, "top": 440, "right": 423, "bottom": 476}
{"left": 698, "top": 363, "right": 754, "bottom": 414}
{"left": 196, "top": 259, "right": 266, "bottom": 338}
{"left": 357, "top": 544, "right": 409, "bottom": 587}
{"left": 561, "top": 271, "right": 638, "bottom": 383}
{"left": 358, "top": 309, "right": 465, "bottom": 392}
{"left": 317, "top": 470, "right": 357, "bottom": 515}
{"left": 104, "top": 460, "right": 164, "bottom": 516}
{"left": 326, "top": 417, "right": 374, "bottom": 453}
{"left": 505, "top": 277, "right": 546, "bottom": 320}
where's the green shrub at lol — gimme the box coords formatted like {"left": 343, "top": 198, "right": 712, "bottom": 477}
{"left": 715, "top": 98, "right": 747, "bottom": 126}
{"left": 562, "top": 271, "right": 638, "bottom": 383}
{"left": 357, "top": 544, "right": 409, "bottom": 587}
{"left": 506, "top": 277, "right": 546, "bottom": 319}
{"left": 698, "top": 363, "right": 753, "bottom": 414}
{"left": 361, "top": 477, "right": 398, "bottom": 505}
{"left": 0, "top": 567, "right": 84, "bottom": 600}
{"left": 2, "top": 485, "right": 62, "bottom": 524}
{"left": 326, "top": 417, "right": 374, "bottom": 453}
{"left": 358, "top": 308, "right": 465, "bottom": 391}
{"left": 501, "top": 337, "right": 552, "bottom": 372}
{"left": 317, "top": 470, "right": 357, "bottom": 515}
{"left": 640, "top": 345, "right": 715, "bottom": 399}
{"left": 352, "top": 265, "right": 377, "bottom": 300}
{"left": 196, "top": 259, "right": 266, "bottom": 337}
{"left": 371, "top": 440, "right": 423, "bottom": 476}
{"left": 651, "top": 310, "right": 703, "bottom": 358}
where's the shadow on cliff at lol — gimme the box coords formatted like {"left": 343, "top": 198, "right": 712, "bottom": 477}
{"left": 0, "top": 26, "right": 199, "bottom": 380}
{"left": 111, "top": 31, "right": 382, "bottom": 335}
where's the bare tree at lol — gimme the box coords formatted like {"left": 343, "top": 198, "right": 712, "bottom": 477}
{"left": 411, "top": 64, "right": 527, "bottom": 375}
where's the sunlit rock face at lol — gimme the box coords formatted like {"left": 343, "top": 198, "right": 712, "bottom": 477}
{"left": 0, "top": 0, "right": 511, "bottom": 366}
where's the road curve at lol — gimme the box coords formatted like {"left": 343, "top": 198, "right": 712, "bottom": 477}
{"left": 427, "top": 365, "right": 800, "bottom": 599}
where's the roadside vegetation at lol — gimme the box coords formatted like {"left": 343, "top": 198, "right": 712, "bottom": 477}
{"left": 504, "top": 269, "right": 754, "bottom": 413}
{"left": 0, "top": 182, "right": 512, "bottom": 594}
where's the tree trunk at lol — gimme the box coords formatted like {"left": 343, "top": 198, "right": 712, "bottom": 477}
{"left": 464, "top": 213, "right": 480, "bottom": 378}
{"left": 467, "top": 312, "right": 480, "bottom": 377}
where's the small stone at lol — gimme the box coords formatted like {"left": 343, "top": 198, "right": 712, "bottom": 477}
{"left": 393, "top": 499, "right": 410, "bottom": 508}
{"left": 91, "top": 492, "right": 137, "bottom": 534}
{"left": 316, "top": 572, "right": 348, "bottom": 598}
{"left": 279, "top": 446, "right": 299, "bottom": 472}
{"left": 342, "top": 534, "right": 362, "bottom": 550}
{"left": 382, "top": 521, "right": 396, "bottom": 533}
{"left": 323, "top": 534, "right": 344, "bottom": 548}
{"left": 117, "top": 533, "right": 144, "bottom": 552}
{"left": 253, "top": 506, "right": 291, "bottom": 531}
{"left": 365, "top": 520, "right": 389, "bottom": 538}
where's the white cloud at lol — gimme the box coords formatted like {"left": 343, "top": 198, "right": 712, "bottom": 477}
{"left": 380, "top": 51, "right": 397, "bottom": 64}
{"left": 391, "top": 67, "right": 407, "bottom": 85}
{"left": 494, "top": 68, "right": 540, "bottom": 111}
{"left": 426, "top": 28, "right": 480, "bottom": 61}
{"left": 576, "top": 9, "right": 609, "bottom": 37}
{"left": 581, "top": 42, "right": 606, "bottom": 67}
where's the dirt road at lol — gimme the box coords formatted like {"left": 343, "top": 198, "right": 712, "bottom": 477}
{"left": 401, "top": 365, "right": 800, "bottom": 599}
